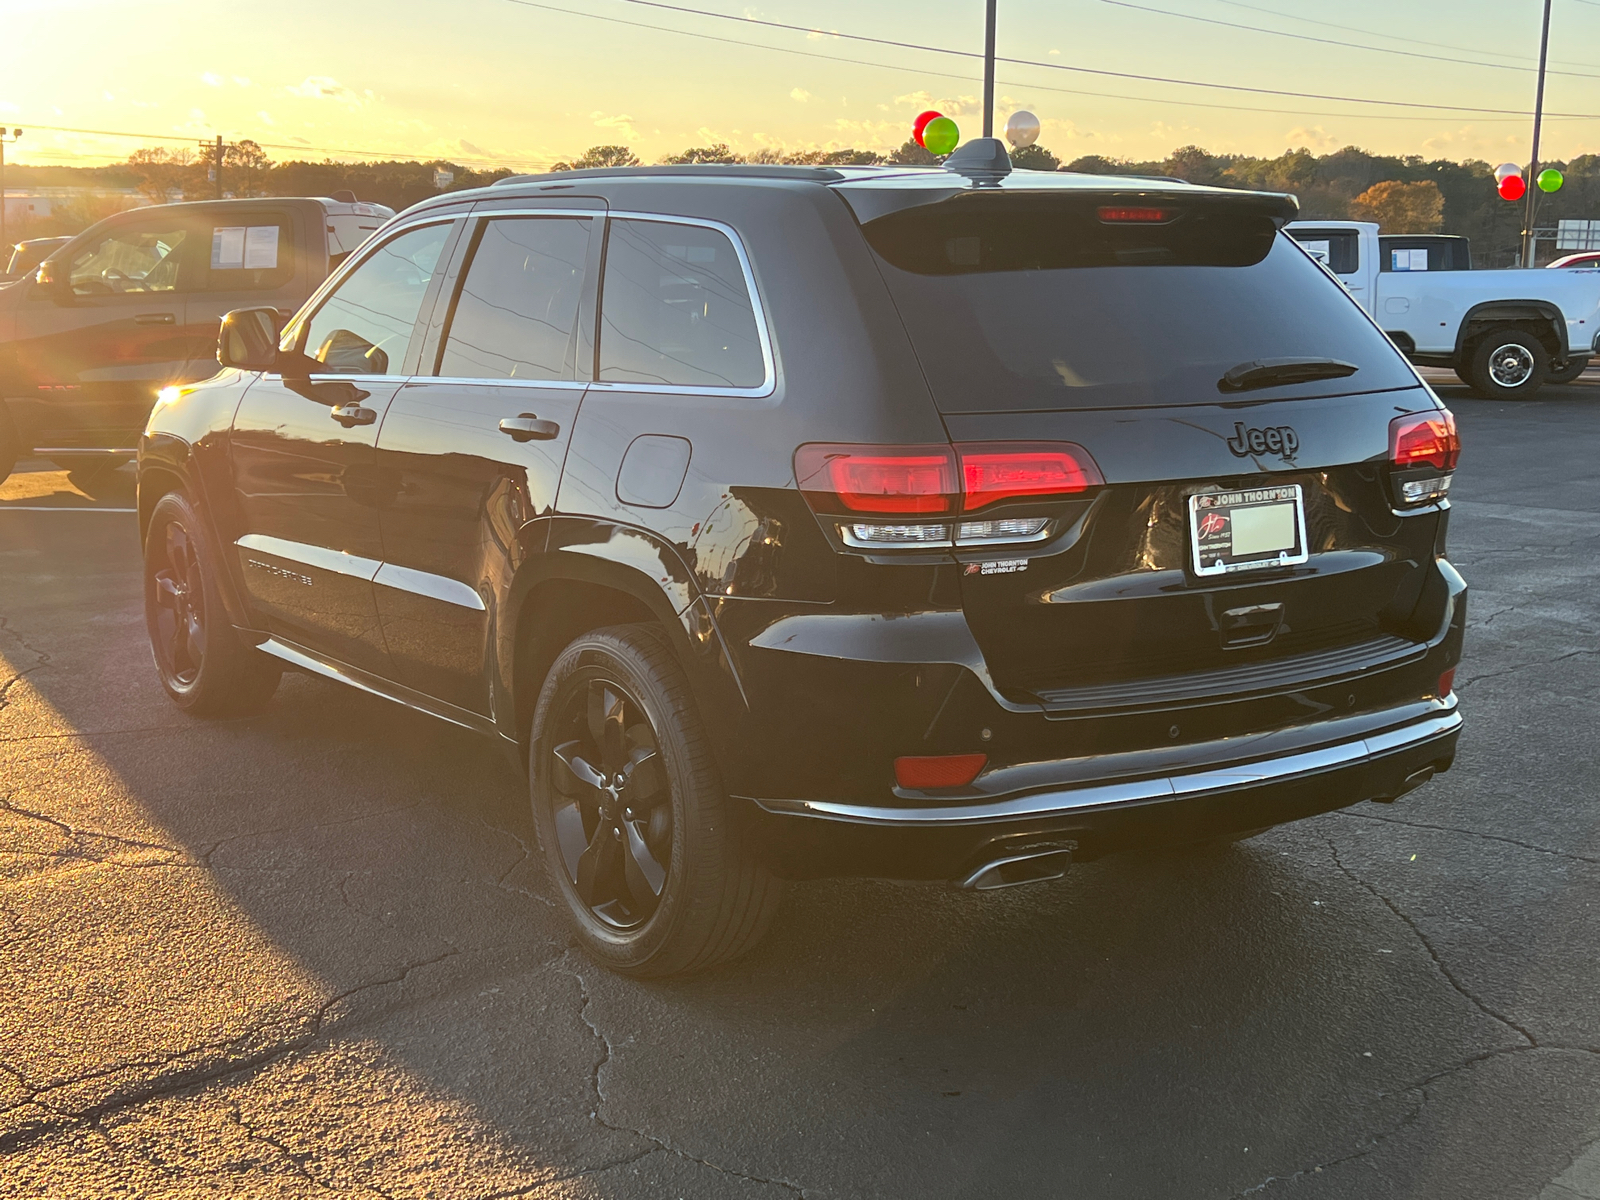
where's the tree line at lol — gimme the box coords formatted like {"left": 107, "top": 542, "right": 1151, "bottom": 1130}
{"left": 9, "top": 139, "right": 1598, "bottom": 265}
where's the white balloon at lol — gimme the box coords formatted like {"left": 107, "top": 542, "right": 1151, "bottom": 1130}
{"left": 1004, "top": 110, "right": 1041, "bottom": 149}
{"left": 1495, "top": 161, "right": 1523, "bottom": 183}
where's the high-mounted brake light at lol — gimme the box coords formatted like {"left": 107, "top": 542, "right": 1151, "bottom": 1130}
{"left": 795, "top": 442, "right": 1103, "bottom": 518}
{"left": 1389, "top": 411, "right": 1460, "bottom": 471}
{"left": 1097, "top": 205, "right": 1175, "bottom": 223}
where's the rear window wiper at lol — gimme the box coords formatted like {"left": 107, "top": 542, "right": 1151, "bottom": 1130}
{"left": 1218, "top": 357, "right": 1358, "bottom": 393}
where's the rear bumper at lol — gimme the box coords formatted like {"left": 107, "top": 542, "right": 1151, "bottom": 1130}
{"left": 734, "top": 699, "right": 1460, "bottom": 880}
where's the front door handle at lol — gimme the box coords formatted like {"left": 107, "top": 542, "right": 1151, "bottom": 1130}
{"left": 135, "top": 312, "right": 176, "bottom": 325}
{"left": 499, "top": 414, "right": 561, "bottom": 442}
{"left": 330, "top": 403, "right": 377, "bottom": 428}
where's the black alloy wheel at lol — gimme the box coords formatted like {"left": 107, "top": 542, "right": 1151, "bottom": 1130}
{"left": 530, "top": 624, "right": 783, "bottom": 977}
{"left": 143, "top": 490, "right": 280, "bottom": 716}
{"left": 150, "top": 520, "right": 207, "bottom": 688}
{"left": 549, "top": 678, "right": 671, "bottom": 929}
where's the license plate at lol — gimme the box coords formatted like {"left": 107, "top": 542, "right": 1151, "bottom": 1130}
{"left": 1189, "top": 485, "right": 1309, "bottom": 576}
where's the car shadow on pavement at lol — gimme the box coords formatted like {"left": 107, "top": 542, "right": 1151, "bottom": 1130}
{"left": 1, "top": 507, "right": 1591, "bottom": 1199}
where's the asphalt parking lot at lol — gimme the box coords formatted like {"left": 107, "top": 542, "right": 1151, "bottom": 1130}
{"left": 1, "top": 373, "right": 1597, "bottom": 1199}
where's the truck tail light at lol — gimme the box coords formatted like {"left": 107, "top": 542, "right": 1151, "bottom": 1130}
{"left": 1388, "top": 410, "right": 1459, "bottom": 507}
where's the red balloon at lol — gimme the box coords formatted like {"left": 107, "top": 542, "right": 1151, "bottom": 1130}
{"left": 1499, "top": 174, "right": 1526, "bottom": 201}
{"left": 912, "top": 110, "right": 943, "bottom": 148}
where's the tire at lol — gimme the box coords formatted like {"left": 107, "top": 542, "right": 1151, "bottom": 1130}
{"left": 530, "top": 623, "right": 783, "bottom": 977}
{"left": 1547, "top": 358, "right": 1587, "bottom": 385}
{"left": 143, "top": 490, "right": 281, "bottom": 716}
{"left": 1464, "top": 329, "right": 1548, "bottom": 399}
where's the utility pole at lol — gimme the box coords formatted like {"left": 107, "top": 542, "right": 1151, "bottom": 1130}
{"left": 0, "top": 129, "right": 21, "bottom": 257}
{"left": 979, "top": 0, "right": 992, "bottom": 138}
{"left": 214, "top": 134, "right": 224, "bottom": 200}
{"left": 1522, "top": 0, "right": 1553, "bottom": 267}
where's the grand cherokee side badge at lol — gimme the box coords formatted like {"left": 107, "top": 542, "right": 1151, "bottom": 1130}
{"left": 1226, "top": 422, "right": 1299, "bottom": 458}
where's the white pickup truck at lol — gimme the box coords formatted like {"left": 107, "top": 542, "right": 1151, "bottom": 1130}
{"left": 1285, "top": 220, "right": 1600, "bottom": 397}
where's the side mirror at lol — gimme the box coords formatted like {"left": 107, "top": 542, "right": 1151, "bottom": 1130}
{"left": 34, "top": 256, "right": 73, "bottom": 302}
{"left": 217, "top": 307, "right": 282, "bottom": 372}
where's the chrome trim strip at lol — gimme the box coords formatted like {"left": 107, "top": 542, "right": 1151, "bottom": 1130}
{"left": 373, "top": 562, "right": 487, "bottom": 611}
{"left": 35, "top": 447, "right": 138, "bottom": 456}
{"left": 592, "top": 211, "right": 777, "bottom": 399}
{"left": 751, "top": 712, "right": 1462, "bottom": 827}
{"left": 409, "top": 376, "right": 588, "bottom": 391}
{"left": 256, "top": 637, "right": 494, "bottom": 735}
{"left": 235, "top": 534, "right": 381, "bottom": 582}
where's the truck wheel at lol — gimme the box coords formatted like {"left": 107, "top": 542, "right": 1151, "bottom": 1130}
{"left": 530, "top": 623, "right": 783, "bottom": 978}
{"left": 1465, "top": 330, "right": 1548, "bottom": 399}
{"left": 1547, "top": 358, "right": 1587, "bottom": 385}
{"left": 143, "top": 490, "right": 282, "bottom": 716}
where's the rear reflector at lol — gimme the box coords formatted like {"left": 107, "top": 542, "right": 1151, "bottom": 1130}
{"left": 1390, "top": 410, "right": 1460, "bottom": 471}
{"left": 895, "top": 753, "right": 988, "bottom": 789}
{"left": 795, "top": 442, "right": 1102, "bottom": 517}
{"left": 1438, "top": 668, "right": 1456, "bottom": 697}
{"left": 1097, "top": 205, "right": 1175, "bottom": 223}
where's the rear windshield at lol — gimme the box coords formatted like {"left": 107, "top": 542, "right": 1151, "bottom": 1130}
{"left": 862, "top": 196, "right": 1416, "bottom": 413}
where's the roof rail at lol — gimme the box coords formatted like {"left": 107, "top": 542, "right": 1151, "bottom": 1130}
{"left": 493, "top": 164, "right": 846, "bottom": 186}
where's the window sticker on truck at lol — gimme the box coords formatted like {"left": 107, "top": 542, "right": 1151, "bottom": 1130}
{"left": 211, "top": 226, "right": 281, "bottom": 270}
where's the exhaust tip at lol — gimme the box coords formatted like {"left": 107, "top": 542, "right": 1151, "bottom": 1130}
{"left": 959, "top": 847, "right": 1073, "bottom": 891}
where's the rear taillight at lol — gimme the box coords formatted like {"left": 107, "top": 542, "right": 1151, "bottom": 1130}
{"left": 957, "top": 443, "right": 1102, "bottom": 510}
{"left": 1097, "top": 205, "right": 1176, "bottom": 223}
{"left": 1388, "top": 410, "right": 1459, "bottom": 507}
{"left": 795, "top": 442, "right": 1102, "bottom": 546}
{"left": 793, "top": 444, "right": 958, "bottom": 515}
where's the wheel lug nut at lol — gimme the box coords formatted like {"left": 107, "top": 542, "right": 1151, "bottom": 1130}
{"left": 612, "top": 826, "right": 621, "bottom": 839}
{"left": 624, "top": 808, "right": 634, "bottom": 820}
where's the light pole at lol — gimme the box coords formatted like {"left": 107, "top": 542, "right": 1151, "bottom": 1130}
{"left": 0, "top": 128, "right": 22, "bottom": 258}
{"left": 1522, "top": 0, "right": 1553, "bottom": 267}
{"left": 979, "top": 0, "right": 992, "bottom": 138}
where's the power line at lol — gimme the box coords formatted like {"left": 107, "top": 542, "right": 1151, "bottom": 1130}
{"left": 1100, "top": 0, "right": 1600, "bottom": 80}
{"left": 1211, "top": 0, "right": 1600, "bottom": 71}
{"left": 506, "top": 0, "right": 1598, "bottom": 118}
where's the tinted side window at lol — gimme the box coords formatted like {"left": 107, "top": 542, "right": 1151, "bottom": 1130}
{"left": 201, "top": 214, "right": 294, "bottom": 292}
{"left": 68, "top": 220, "right": 191, "bottom": 295}
{"left": 598, "top": 219, "right": 765, "bottom": 389}
{"left": 298, "top": 222, "right": 450, "bottom": 375}
{"left": 436, "top": 216, "right": 592, "bottom": 380}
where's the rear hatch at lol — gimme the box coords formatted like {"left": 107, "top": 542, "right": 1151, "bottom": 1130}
{"left": 840, "top": 180, "right": 1447, "bottom": 711}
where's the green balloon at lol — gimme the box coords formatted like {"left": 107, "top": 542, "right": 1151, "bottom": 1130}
{"left": 923, "top": 116, "right": 959, "bottom": 156}
{"left": 1538, "top": 168, "right": 1564, "bottom": 193}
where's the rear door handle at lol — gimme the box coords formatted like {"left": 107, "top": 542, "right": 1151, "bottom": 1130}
{"left": 135, "top": 313, "right": 176, "bottom": 325}
{"left": 330, "top": 403, "right": 377, "bottom": 427}
{"left": 498, "top": 414, "right": 560, "bottom": 442}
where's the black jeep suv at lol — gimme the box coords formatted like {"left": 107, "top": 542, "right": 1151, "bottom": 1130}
{"left": 137, "top": 143, "right": 1465, "bottom": 976}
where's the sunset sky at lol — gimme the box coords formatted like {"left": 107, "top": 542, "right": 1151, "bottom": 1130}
{"left": 7, "top": 0, "right": 1599, "bottom": 171}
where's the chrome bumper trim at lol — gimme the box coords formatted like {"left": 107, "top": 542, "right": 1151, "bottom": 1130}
{"left": 753, "top": 711, "right": 1462, "bottom": 827}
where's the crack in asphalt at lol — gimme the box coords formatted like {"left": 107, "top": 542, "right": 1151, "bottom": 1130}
{"left": 1457, "top": 648, "right": 1600, "bottom": 691}
{"left": 0, "top": 949, "right": 459, "bottom": 1155}
{"left": 0, "top": 793, "right": 195, "bottom": 869}
{"left": 0, "top": 614, "right": 51, "bottom": 718}
{"left": 228, "top": 1099, "right": 394, "bottom": 1198}
{"left": 559, "top": 953, "right": 813, "bottom": 1197}
{"left": 473, "top": 815, "right": 556, "bottom": 910}
{"left": 1337, "top": 809, "right": 1600, "bottom": 868}
{"left": 1326, "top": 839, "right": 1537, "bottom": 1047}
{"left": 1236, "top": 1096, "right": 1426, "bottom": 1195}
